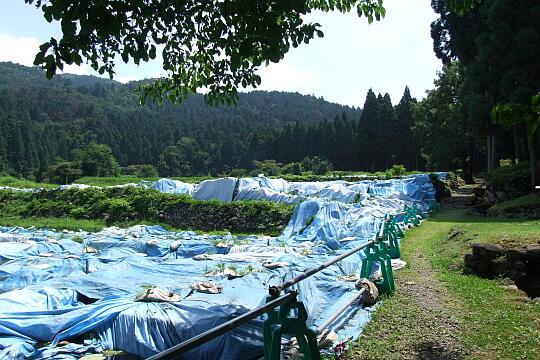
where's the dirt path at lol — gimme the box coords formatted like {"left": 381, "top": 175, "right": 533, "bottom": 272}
{"left": 350, "top": 188, "right": 477, "bottom": 360}
{"left": 392, "top": 250, "right": 468, "bottom": 359}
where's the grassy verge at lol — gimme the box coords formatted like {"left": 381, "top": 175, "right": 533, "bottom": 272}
{"left": 74, "top": 175, "right": 216, "bottom": 186}
{"left": 0, "top": 176, "right": 58, "bottom": 189}
{"left": 487, "top": 192, "right": 540, "bottom": 218}
{"left": 0, "top": 215, "right": 283, "bottom": 237}
{"left": 350, "top": 210, "right": 540, "bottom": 360}
{"left": 0, "top": 215, "right": 106, "bottom": 232}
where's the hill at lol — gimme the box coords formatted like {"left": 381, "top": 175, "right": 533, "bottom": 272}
{"left": 0, "top": 62, "right": 360, "bottom": 178}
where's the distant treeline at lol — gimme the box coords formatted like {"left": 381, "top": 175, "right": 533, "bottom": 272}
{"left": 0, "top": 62, "right": 422, "bottom": 180}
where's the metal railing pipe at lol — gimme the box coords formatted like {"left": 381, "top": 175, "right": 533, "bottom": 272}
{"left": 146, "top": 291, "right": 297, "bottom": 360}
{"left": 377, "top": 217, "right": 387, "bottom": 241}
{"left": 316, "top": 288, "right": 365, "bottom": 334}
{"left": 269, "top": 239, "right": 376, "bottom": 296}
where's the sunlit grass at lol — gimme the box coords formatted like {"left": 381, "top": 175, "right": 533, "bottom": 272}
{"left": 350, "top": 210, "right": 540, "bottom": 360}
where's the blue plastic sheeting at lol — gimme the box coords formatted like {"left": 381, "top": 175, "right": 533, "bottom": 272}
{"left": 150, "top": 179, "right": 195, "bottom": 196}
{"left": 235, "top": 187, "right": 304, "bottom": 204}
{"left": 0, "top": 174, "right": 440, "bottom": 359}
{"left": 193, "top": 178, "right": 237, "bottom": 201}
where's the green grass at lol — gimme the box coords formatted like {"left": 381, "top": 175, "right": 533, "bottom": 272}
{"left": 487, "top": 192, "right": 540, "bottom": 218}
{"left": 0, "top": 176, "right": 58, "bottom": 189}
{"left": 0, "top": 215, "right": 281, "bottom": 237}
{"left": 429, "top": 210, "right": 540, "bottom": 268}
{"left": 410, "top": 211, "right": 540, "bottom": 359}
{"left": 0, "top": 215, "right": 106, "bottom": 232}
{"left": 74, "top": 175, "right": 215, "bottom": 187}
{"left": 351, "top": 209, "right": 540, "bottom": 360}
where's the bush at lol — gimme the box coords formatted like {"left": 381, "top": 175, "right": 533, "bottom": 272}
{"left": 486, "top": 162, "right": 531, "bottom": 196}
{"left": 487, "top": 193, "right": 540, "bottom": 218}
{"left": 1, "top": 187, "right": 294, "bottom": 233}
{"left": 282, "top": 162, "right": 302, "bottom": 175}
{"left": 385, "top": 164, "right": 407, "bottom": 178}
{"left": 123, "top": 164, "right": 159, "bottom": 177}
{"left": 229, "top": 168, "right": 248, "bottom": 177}
{"left": 301, "top": 156, "right": 333, "bottom": 175}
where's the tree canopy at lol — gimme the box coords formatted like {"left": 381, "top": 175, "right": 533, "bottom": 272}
{"left": 25, "top": 0, "right": 385, "bottom": 105}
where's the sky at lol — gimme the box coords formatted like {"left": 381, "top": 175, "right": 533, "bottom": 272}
{"left": 0, "top": 0, "right": 442, "bottom": 107}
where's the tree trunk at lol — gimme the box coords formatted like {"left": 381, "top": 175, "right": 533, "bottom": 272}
{"left": 491, "top": 134, "right": 497, "bottom": 170}
{"left": 513, "top": 127, "right": 520, "bottom": 162}
{"left": 487, "top": 134, "right": 492, "bottom": 171}
{"left": 528, "top": 134, "right": 538, "bottom": 191}
{"left": 463, "top": 142, "right": 474, "bottom": 184}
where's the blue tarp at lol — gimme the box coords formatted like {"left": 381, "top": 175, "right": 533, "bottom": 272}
{"left": 0, "top": 174, "right": 441, "bottom": 359}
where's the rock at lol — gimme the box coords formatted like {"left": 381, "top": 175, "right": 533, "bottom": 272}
{"left": 463, "top": 253, "right": 477, "bottom": 269}
{"left": 533, "top": 297, "right": 540, "bottom": 304}
{"left": 447, "top": 264, "right": 460, "bottom": 271}
{"left": 475, "top": 260, "right": 492, "bottom": 275}
{"left": 522, "top": 244, "right": 540, "bottom": 258}
{"left": 192, "top": 254, "right": 213, "bottom": 261}
{"left": 405, "top": 281, "right": 416, "bottom": 285}
{"left": 447, "top": 230, "right": 464, "bottom": 240}
{"left": 501, "top": 285, "right": 519, "bottom": 291}
{"left": 262, "top": 262, "right": 290, "bottom": 269}
{"left": 471, "top": 243, "right": 504, "bottom": 259}
{"left": 514, "top": 297, "right": 533, "bottom": 303}
{"left": 503, "top": 277, "right": 515, "bottom": 285}
{"left": 507, "top": 248, "right": 529, "bottom": 261}
{"left": 339, "top": 274, "right": 359, "bottom": 282}
{"left": 512, "top": 260, "right": 527, "bottom": 272}
{"left": 169, "top": 240, "right": 182, "bottom": 252}
{"left": 135, "top": 287, "right": 182, "bottom": 302}
{"left": 490, "top": 256, "right": 509, "bottom": 275}
{"left": 83, "top": 246, "right": 98, "bottom": 254}
{"left": 204, "top": 268, "right": 237, "bottom": 278}
{"left": 190, "top": 281, "right": 222, "bottom": 294}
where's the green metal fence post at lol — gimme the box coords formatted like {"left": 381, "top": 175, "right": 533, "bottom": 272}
{"left": 360, "top": 241, "right": 395, "bottom": 295}
{"left": 384, "top": 220, "right": 401, "bottom": 259}
{"left": 263, "top": 295, "right": 320, "bottom": 360}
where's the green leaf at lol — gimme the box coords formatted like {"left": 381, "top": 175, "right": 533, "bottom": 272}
{"left": 231, "top": 53, "right": 240, "bottom": 69}
{"left": 33, "top": 51, "right": 45, "bottom": 66}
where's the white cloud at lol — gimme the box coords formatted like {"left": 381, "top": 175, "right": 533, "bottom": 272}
{"left": 0, "top": 32, "right": 89, "bottom": 75}
{"left": 0, "top": 32, "right": 40, "bottom": 66}
{"left": 117, "top": 75, "right": 141, "bottom": 83}
{"left": 60, "top": 63, "right": 89, "bottom": 76}
{"left": 256, "top": 62, "right": 314, "bottom": 94}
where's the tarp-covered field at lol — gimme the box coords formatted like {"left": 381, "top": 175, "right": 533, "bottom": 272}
{"left": 0, "top": 174, "right": 443, "bottom": 359}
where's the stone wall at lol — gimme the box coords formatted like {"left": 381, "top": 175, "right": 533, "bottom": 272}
{"left": 464, "top": 242, "right": 540, "bottom": 297}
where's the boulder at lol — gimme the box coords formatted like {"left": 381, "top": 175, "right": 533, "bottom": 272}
{"left": 471, "top": 242, "right": 504, "bottom": 259}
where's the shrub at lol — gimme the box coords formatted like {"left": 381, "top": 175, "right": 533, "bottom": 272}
{"left": 485, "top": 162, "right": 531, "bottom": 196}
{"left": 282, "top": 162, "right": 302, "bottom": 175}
{"left": 1, "top": 187, "right": 294, "bottom": 233}
{"left": 385, "top": 164, "right": 407, "bottom": 178}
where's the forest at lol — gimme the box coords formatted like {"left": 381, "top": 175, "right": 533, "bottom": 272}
{"left": 0, "top": 61, "right": 419, "bottom": 181}
{"left": 0, "top": 0, "right": 539, "bottom": 187}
